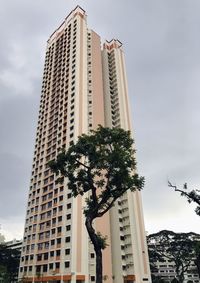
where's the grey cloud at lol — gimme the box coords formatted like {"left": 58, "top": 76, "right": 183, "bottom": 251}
{"left": 0, "top": 152, "right": 28, "bottom": 218}
{"left": 0, "top": 88, "right": 40, "bottom": 157}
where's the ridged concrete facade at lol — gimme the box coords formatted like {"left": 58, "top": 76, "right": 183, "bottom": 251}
{"left": 19, "top": 6, "right": 151, "bottom": 283}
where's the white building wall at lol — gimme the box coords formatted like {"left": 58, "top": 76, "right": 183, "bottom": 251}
{"left": 102, "top": 40, "right": 151, "bottom": 283}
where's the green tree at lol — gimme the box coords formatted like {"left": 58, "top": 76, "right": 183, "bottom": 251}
{"left": 151, "top": 274, "right": 167, "bottom": 283}
{"left": 0, "top": 244, "right": 20, "bottom": 282}
{"left": 193, "top": 241, "right": 200, "bottom": 278}
{"left": 148, "top": 247, "right": 165, "bottom": 273}
{"left": 0, "top": 265, "right": 8, "bottom": 283}
{"left": 169, "top": 181, "right": 200, "bottom": 276}
{"left": 148, "top": 230, "right": 195, "bottom": 283}
{"left": 49, "top": 126, "right": 144, "bottom": 283}
{"left": 171, "top": 279, "right": 179, "bottom": 283}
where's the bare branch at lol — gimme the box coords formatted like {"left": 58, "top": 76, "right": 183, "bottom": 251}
{"left": 168, "top": 181, "right": 192, "bottom": 199}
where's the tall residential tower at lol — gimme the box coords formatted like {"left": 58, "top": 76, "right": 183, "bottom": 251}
{"left": 19, "top": 6, "right": 151, "bottom": 283}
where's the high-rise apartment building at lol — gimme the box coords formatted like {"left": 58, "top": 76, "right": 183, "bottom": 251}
{"left": 19, "top": 6, "right": 151, "bottom": 283}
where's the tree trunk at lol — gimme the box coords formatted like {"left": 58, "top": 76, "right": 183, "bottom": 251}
{"left": 177, "top": 272, "right": 184, "bottom": 283}
{"left": 85, "top": 217, "right": 103, "bottom": 283}
{"left": 95, "top": 247, "right": 103, "bottom": 283}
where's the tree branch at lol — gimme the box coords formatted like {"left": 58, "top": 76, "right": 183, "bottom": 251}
{"left": 75, "top": 158, "right": 90, "bottom": 169}
{"left": 97, "top": 197, "right": 117, "bottom": 218}
{"left": 168, "top": 181, "right": 200, "bottom": 205}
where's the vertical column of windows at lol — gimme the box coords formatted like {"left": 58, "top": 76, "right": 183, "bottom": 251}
{"left": 118, "top": 194, "right": 134, "bottom": 274}
{"left": 32, "top": 19, "right": 78, "bottom": 276}
{"left": 87, "top": 31, "right": 93, "bottom": 129}
{"left": 31, "top": 42, "right": 56, "bottom": 277}
{"left": 37, "top": 31, "right": 67, "bottom": 276}
{"left": 19, "top": 44, "right": 55, "bottom": 278}
{"left": 87, "top": 31, "right": 96, "bottom": 276}
{"left": 62, "top": 18, "right": 79, "bottom": 271}
{"left": 107, "top": 50, "right": 121, "bottom": 128}
{"left": 67, "top": 19, "right": 77, "bottom": 146}
{"left": 106, "top": 45, "right": 134, "bottom": 275}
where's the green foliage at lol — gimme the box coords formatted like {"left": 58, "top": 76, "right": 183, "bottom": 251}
{"left": 96, "top": 232, "right": 108, "bottom": 250}
{"left": 151, "top": 274, "right": 167, "bottom": 283}
{"left": 193, "top": 241, "right": 200, "bottom": 277}
{"left": 148, "top": 230, "right": 197, "bottom": 283}
{"left": 0, "top": 244, "right": 20, "bottom": 282}
{"left": 49, "top": 126, "right": 144, "bottom": 219}
{"left": 0, "top": 265, "right": 9, "bottom": 283}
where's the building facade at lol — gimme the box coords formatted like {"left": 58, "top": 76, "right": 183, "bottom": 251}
{"left": 19, "top": 6, "right": 151, "bottom": 283}
{"left": 6, "top": 239, "right": 22, "bottom": 251}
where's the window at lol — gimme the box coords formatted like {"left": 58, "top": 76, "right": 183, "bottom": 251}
{"left": 57, "top": 226, "right": 62, "bottom": 233}
{"left": 66, "top": 225, "right": 71, "bottom": 231}
{"left": 67, "top": 203, "right": 71, "bottom": 209}
{"left": 44, "top": 242, "right": 49, "bottom": 249}
{"left": 65, "top": 248, "right": 70, "bottom": 255}
{"left": 48, "top": 201, "right": 52, "bottom": 208}
{"left": 44, "top": 253, "right": 48, "bottom": 260}
{"left": 43, "top": 265, "right": 48, "bottom": 272}
{"left": 55, "top": 262, "right": 60, "bottom": 269}
{"left": 65, "top": 261, "right": 70, "bottom": 268}
{"left": 46, "top": 221, "right": 51, "bottom": 227}
{"left": 57, "top": 238, "right": 61, "bottom": 244}
{"left": 37, "top": 254, "right": 42, "bottom": 261}
{"left": 66, "top": 214, "right": 71, "bottom": 220}
{"left": 36, "top": 266, "right": 41, "bottom": 273}
{"left": 56, "top": 250, "right": 61, "bottom": 256}
{"left": 65, "top": 236, "right": 70, "bottom": 243}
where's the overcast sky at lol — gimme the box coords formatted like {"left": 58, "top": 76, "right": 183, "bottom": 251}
{"left": 1, "top": 0, "right": 200, "bottom": 241}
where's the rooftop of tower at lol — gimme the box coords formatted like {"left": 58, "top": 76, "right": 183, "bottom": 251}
{"left": 48, "top": 5, "right": 86, "bottom": 43}
{"left": 103, "top": 39, "right": 123, "bottom": 50}
{"left": 47, "top": 6, "right": 123, "bottom": 51}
